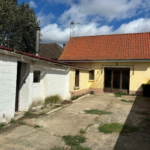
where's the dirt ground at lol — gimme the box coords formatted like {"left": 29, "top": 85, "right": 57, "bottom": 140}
{"left": 0, "top": 93, "right": 150, "bottom": 150}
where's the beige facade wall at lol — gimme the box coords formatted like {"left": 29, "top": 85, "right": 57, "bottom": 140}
{"left": 69, "top": 68, "right": 89, "bottom": 96}
{"left": 70, "top": 62, "right": 150, "bottom": 94}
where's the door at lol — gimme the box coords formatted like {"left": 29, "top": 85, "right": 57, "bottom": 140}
{"left": 104, "top": 68, "right": 130, "bottom": 93}
{"left": 15, "top": 61, "right": 21, "bottom": 111}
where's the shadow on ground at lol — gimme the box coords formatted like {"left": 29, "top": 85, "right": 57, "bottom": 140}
{"left": 114, "top": 96, "right": 150, "bottom": 150}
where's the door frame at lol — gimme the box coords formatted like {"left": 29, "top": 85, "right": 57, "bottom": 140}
{"left": 104, "top": 68, "right": 130, "bottom": 93}
{"left": 15, "top": 61, "right": 22, "bottom": 111}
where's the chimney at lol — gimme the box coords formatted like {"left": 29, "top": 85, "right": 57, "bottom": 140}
{"left": 36, "top": 27, "right": 40, "bottom": 55}
{"left": 63, "top": 43, "right": 66, "bottom": 49}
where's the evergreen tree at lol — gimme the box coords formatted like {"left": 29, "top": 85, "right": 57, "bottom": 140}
{"left": 0, "top": 0, "right": 39, "bottom": 54}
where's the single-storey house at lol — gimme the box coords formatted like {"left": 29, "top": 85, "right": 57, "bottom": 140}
{"left": 59, "top": 32, "right": 150, "bottom": 96}
{"left": 0, "top": 46, "right": 90, "bottom": 123}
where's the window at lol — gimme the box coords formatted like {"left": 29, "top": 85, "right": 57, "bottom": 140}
{"left": 33, "top": 71, "right": 41, "bottom": 83}
{"left": 75, "top": 70, "right": 80, "bottom": 87}
{"left": 89, "top": 70, "right": 94, "bottom": 80}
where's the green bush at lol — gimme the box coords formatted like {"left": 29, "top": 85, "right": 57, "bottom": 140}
{"left": 45, "top": 95, "right": 61, "bottom": 106}
{"left": 51, "top": 146, "right": 65, "bottom": 150}
{"left": 9, "top": 118, "right": 16, "bottom": 123}
{"left": 121, "top": 99, "right": 134, "bottom": 103}
{"left": 24, "top": 111, "right": 33, "bottom": 118}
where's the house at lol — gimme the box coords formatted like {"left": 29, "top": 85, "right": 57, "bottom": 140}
{"left": 59, "top": 32, "right": 150, "bottom": 96}
{"left": 0, "top": 46, "right": 89, "bottom": 123}
{"left": 39, "top": 43, "right": 64, "bottom": 60}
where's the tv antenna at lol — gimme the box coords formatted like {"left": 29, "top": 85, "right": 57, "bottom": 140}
{"left": 70, "top": 20, "right": 79, "bottom": 37}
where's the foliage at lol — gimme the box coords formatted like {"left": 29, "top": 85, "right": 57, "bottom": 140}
{"left": 98, "top": 123, "right": 138, "bottom": 134}
{"left": 0, "top": 0, "right": 39, "bottom": 53}
{"left": 84, "top": 109, "right": 112, "bottom": 115}
{"left": 9, "top": 118, "right": 16, "bottom": 123}
{"left": 24, "top": 111, "right": 32, "bottom": 118}
{"left": 72, "top": 145, "right": 91, "bottom": 150}
{"left": 45, "top": 95, "right": 61, "bottom": 106}
{"left": 18, "top": 120, "right": 25, "bottom": 125}
{"left": 62, "top": 135, "right": 86, "bottom": 146}
{"left": 0, "top": 122, "right": 5, "bottom": 129}
{"left": 34, "top": 124, "right": 42, "bottom": 128}
{"left": 114, "top": 92, "right": 129, "bottom": 97}
{"left": 79, "top": 128, "right": 86, "bottom": 134}
{"left": 71, "top": 94, "right": 83, "bottom": 100}
{"left": 51, "top": 146, "right": 65, "bottom": 150}
{"left": 121, "top": 99, "right": 134, "bottom": 103}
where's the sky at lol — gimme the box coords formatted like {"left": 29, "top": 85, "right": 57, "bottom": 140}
{"left": 18, "top": 0, "right": 150, "bottom": 46}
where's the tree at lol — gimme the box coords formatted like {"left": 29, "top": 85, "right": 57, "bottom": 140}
{"left": 0, "top": 0, "right": 39, "bottom": 54}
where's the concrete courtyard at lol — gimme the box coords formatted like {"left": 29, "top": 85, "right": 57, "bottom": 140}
{"left": 0, "top": 93, "right": 150, "bottom": 150}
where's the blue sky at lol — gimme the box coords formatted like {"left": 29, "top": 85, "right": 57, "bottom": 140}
{"left": 18, "top": 0, "right": 150, "bottom": 46}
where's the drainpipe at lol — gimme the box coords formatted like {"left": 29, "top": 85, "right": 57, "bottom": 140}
{"left": 36, "top": 27, "right": 40, "bottom": 56}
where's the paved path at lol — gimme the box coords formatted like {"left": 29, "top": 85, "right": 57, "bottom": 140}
{"left": 0, "top": 94, "right": 150, "bottom": 150}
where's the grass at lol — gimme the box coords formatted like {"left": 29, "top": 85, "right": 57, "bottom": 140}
{"left": 121, "top": 99, "right": 134, "bottom": 103}
{"left": 45, "top": 95, "right": 61, "bottom": 106}
{"left": 98, "top": 123, "right": 138, "bottom": 134}
{"left": 72, "top": 145, "right": 91, "bottom": 150}
{"left": 0, "top": 123, "right": 5, "bottom": 130}
{"left": 114, "top": 92, "right": 129, "bottom": 97}
{"left": 51, "top": 146, "right": 65, "bottom": 150}
{"left": 18, "top": 120, "right": 25, "bottom": 125}
{"left": 62, "top": 135, "right": 86, "bottom": 146}
{"left": 34, "top": 124, "right": 43, "bottom": 129}
{"left": 84, "top": 109, "right": 112, "bottom": 115}
{"left": 79, "top": 128, "right": 86, "bottom": 134}
{"left": 24, "top": 111, "right": 33, "bottom": 118}
{"left": 115, "top": 92, "right": 136, "bottom": 97}
{"left": 9, "top": 118, "right": 16, "bottom": 123}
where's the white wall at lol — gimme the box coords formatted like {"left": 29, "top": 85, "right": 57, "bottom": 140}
{"left": 30, "top": 62, "right": 71, "bottom": 105}
{"left": 0, "top": 55, "right": 17, "bottom": 123}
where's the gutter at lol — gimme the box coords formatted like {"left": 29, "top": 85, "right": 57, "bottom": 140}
{"left": 60, "top": 59, "right": 150, "bottom": 63}
{"left": 0, "top": 49, "right": 90, "bottom": 71}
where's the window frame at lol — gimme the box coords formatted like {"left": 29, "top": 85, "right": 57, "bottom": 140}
{"left": 33, "top": 70, "right": 41, "bottom": 83}
{"left": 89, "top": 70, "right": 95, "bottom": 80}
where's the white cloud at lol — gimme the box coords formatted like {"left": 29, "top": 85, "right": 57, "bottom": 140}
{"left": 37, "top": 12, "right": 55, "bottom": 27}
{"left": 114, "top": 18, "right": 150, "bottom": 34}
{"left": 41, "top": 18, "right": 150, "bottom": 45}
{"left": 29, "top": 1, "right": 37, "bottom": 8}
{"left": 59, "top": 0, "right": 150, "bottom": 26}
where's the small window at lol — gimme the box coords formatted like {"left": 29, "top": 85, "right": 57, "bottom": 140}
{"left": 33, "top": 71, "right": 41, "bottom": 83}
{"left": 75, "top": 70, "right": 80, "bottom": 87}
{"left": 89, "top": 70, "right": 94, "bottom": 80}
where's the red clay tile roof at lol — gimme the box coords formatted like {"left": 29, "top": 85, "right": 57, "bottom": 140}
{"left": 59, "top": 32, "right": 150, "bottom": 61}
{"left": 0, "top": 46, "right": 89, "bottom": 70}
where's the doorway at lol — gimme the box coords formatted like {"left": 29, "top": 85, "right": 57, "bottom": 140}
{"left": 104, "top": 68, "right": 130, "bottom": 93}
{"left": 15, "top": 62, "right": 21, "bottom": 111}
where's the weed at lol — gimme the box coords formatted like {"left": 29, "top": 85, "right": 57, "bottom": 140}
{"left": 114, "top": 92, "right": 129, "bottom": 97}
{"left": 121, "top": 99, "right": 134, "bottom": 103}
{"left": 94, "top": 117, "right": 99, "bottom": 121}
{"left": 71, "top": 94, "right": 86, "bottom": 100}
{"left": 79, "top": 128, "right": 86, "bottom": 134}
{"left": 18, "top": 120, "right": 25, "bottom": 125}
{"left": 45, "top": 95, "right": 61, "bottom": 106}
{"left": 0, "top": 123, "right": 5, "bottom": 130}
{"left": 73, "top": 145, "right": 91, "bottom": 150}
{"left": 51, "top": 146, "right": 65, "bottom": 150}
{"left": 98, "top": 123, "right": 138, "bottom": 134}
{"left": 9, "top": 118, "right": 16, "bottom": 123}
{"left": 34, "top": 124, "right": 43, "bottom": 129}
{"left": 24, "top": 111, "right": 32, "bottom": 118}
{"left": 130, "top": 93, "right": 136, "bottom": 96}
{"left": 62, "top": 135, "right": 86, "bottom": 146}
{"left": 84, "top": 109, "right": 112, "bottom": 115}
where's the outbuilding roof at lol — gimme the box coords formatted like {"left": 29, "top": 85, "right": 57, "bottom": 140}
{"left": 39, "top": 43, "right": 63, "bottom": 60}
{"left": 0, "top": 46, "right": 90, "bottom": 70}
{"left": 59, "top": 32, "right": 150, "bottom": 61}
